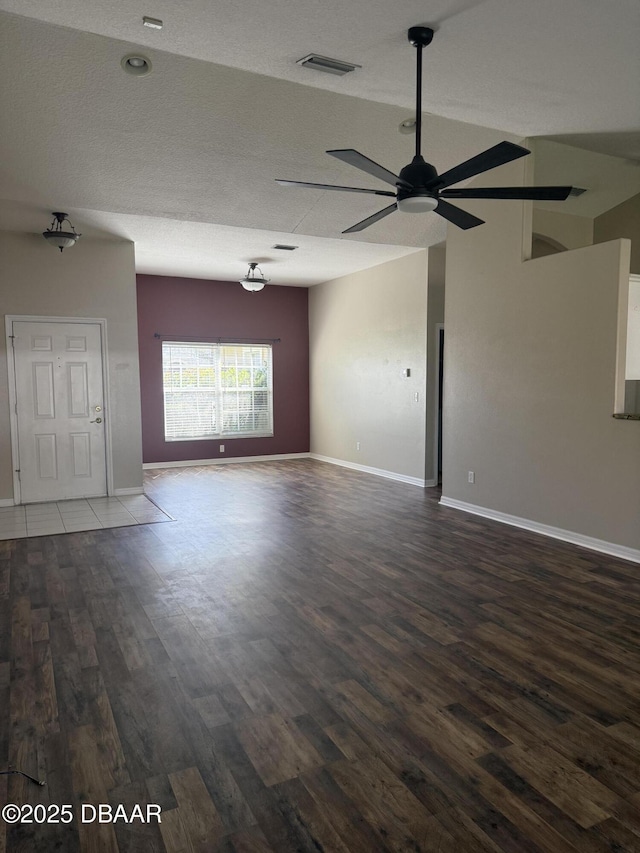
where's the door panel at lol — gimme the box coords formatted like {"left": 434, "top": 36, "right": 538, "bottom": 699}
{"left": 68, "top": 363, "right": 89, "bottom": 417}
{"left": 35, "top": 434, "right": 57, "bottom": 480}
{"left": 70, "top": 433, "right": 91, "bottom": 477}
{"left": 13, "top": 320, "right": 107, "bottom": 502}
{"left": 33, "top": 362, "right": 55, "bottom": 417}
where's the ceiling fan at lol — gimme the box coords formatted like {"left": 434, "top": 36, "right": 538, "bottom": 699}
{"left": 277, "top": 26, "right": 573, "bottom": 232}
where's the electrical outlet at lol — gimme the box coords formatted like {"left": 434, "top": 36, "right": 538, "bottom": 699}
{"left": 356, "top": 441, "right": 361, "bottom": 451}
{"left": 468, "top": 471, "right": 475, "bottom": 484}
{"left": 219, "top": 444, "right": 225, "bottom": 453}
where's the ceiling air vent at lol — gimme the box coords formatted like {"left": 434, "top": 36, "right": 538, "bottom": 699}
{"left": 272, "top": 244, "right": 298, "bottom": 251}
{"left": 568, "top": 187, "right": 587, "bottom": 197}
{"left": 296, "top": 54, "right": 361, "bottom": 76}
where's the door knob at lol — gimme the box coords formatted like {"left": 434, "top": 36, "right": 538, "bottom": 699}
{"left": 90, "top": 417, "right": 102, "bottom": 423}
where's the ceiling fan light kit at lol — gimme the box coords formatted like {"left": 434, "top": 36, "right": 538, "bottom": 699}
{"left": 397, "top": 195, "right": 438, "bottom": 213}
{"left": 277, "top": 26, "right": 573, "bottom": 232}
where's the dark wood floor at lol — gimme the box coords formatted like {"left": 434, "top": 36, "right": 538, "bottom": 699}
{"left": 2, "top": 459, "right": 640, "bottom": 852}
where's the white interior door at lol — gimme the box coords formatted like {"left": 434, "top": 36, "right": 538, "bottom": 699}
{"left": 12, "top": 320, "right": 107, "bottom": 503}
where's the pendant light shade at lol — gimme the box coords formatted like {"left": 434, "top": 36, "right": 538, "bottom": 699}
{"left": 43, "top": 212, "right": 81, "bottom": 252}
{"left": 239, "top": 262, "right": 269, "bottom": 292}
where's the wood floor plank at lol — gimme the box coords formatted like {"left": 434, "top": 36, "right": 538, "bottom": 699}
{"left": 108, "top": 778, "right": 166, "bottom": 852}
{"left": 498, "top": 742, "right": 617, "bottom": 829}
{"left": 168, "top": 766, "right": 225, "bottom": 852}
{"left": 237, "top": 713, "right": 324, "bottom": 787}
{"left": 487, "top": 709, "right": 640, "bottom": 799}
{"left": 477, "top": 751, "right": 619, "bottom": 853}
{"left": 261, "top": 776, "right": 353, "bottom": 853}
{"left": 223, "top": 827, "right": 275, "bottom": 852}
{"left": 159, "top": 808, "right": 195, "bottom": 853}
{"left": 151, "top": 671, "right": 258, "bottom": 834}
{"left": 69, "top": 725, "right": 119, "bottom": 853}
{"left": 81, "top": 667, "right": 130, "bottom": 789}
{"left": 329, "top": 754, "right": 438, "bottom": 851}
{"left": 300, "top": 766, "right": 394, "bottom": 853}
{"left": 4, "top": 460, "right": 640, "bottom": 851}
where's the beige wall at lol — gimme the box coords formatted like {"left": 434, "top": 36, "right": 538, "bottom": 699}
{"left": 426, "top": 246, "right": 445, "bottom": 484}
{"left": 594, "top": 191, "right": 640, "bottom": 274}
{"left": 309, "top": 251, "right": 428, "bottom": 482}
{"left": 0, "top": 232, "right": 143, "bottom": 500}
{"left": 532, "top": 208, "right": 593, "bottom": 253}
{"left": 443, "top": 156, "right": 639, "bottom": 550}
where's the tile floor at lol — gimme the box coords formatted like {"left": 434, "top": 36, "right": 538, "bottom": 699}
{"left": 0, "top": 494, "right": 172, "bottom": 540}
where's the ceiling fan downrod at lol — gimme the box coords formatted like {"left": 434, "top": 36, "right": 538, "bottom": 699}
{"left": 276, "top": 23, "right": 573, "bottom": 232}
{"left": 408, "top": 26, "right": 434, "bottom": 161}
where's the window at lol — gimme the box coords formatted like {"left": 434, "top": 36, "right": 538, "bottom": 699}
{"left": 162, "top": 342, "right": 273, "bottom": 440}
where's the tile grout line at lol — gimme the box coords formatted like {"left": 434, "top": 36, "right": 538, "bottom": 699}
{"left": 0, "top": 494, "right": 172, "bottom": 541}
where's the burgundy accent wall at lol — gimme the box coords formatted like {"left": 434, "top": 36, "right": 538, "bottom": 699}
{"left": 136, "top": 275, "right": 309, "bottom": 464}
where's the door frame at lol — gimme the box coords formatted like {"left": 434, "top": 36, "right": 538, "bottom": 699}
{"left": 433, "top": 323, "right": 445, "bottom": 487}
{"left": 5, "top": 315, "right": 114, "bottom": 505}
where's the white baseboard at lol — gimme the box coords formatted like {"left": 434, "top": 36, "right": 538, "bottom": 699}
{"left": 0, "top": 498, "right": 15, "bottom": 507}
{"left": 439, "top": 495, "right": 640, "bottom": 565}
{"left": 310, "top": 454, "right": 426, "bottom": 488}
{"left": 143, "top": 452, "right": 311, "bottom": 470}
{"left": 424, "top": 479, "right": 437, "bottom": 488}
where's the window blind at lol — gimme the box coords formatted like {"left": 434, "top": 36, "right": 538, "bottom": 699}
{"left": 162, "top": 342, "right": 273, "bottom": 440}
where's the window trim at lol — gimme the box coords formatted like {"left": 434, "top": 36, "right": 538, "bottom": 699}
{"left": 162, "top": 340, "right": 274, "bottom": 442}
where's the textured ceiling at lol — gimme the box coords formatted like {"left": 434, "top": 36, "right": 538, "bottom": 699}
{"left": 3, "top": 0, "right": 639, "bottom": 138}
{"left": 534, "top": 141, "right": 640, "bottom": 219}
{"left": 1, "top": 2, "right": 638, "bottom": 284}
{"left": 0, "top": 201, "right": 421, "bottom": 287}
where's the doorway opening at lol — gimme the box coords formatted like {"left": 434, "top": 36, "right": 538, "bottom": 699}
{"left": 434, "top": 324, "right": 444, "bottom": 486}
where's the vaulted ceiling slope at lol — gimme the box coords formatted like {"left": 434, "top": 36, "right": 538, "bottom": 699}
{"left": 1, "top": 2, "right": 638, "bottom": 284}
{"left": 4, "top": 0, "right": 640, "bottom": 138}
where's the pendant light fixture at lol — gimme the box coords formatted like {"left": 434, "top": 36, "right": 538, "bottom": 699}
{"left": 239, "top": 262, "right": 269, "bottom": 292}
{"left": 42, "top": 212, "right": 82, "bottom": 252}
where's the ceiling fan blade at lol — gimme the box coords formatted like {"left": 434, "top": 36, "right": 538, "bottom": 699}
{"left": 435, "top": 199, "right": 485, "bottom": 230}
{"left": 441, "top": 186, "right": 573, "bottom": 201}
{"left": 342, "top": 203, "right": 398, "bottom": 234}
{"left": 430, "top": 141, "right": 530, "bottom": 191}
{"left": 327, "top": 149, "right": 412, "bottom": 189}
{"left": 275, "top": 179, "right": 396, "bottom": 197}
